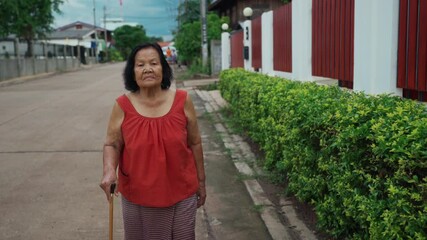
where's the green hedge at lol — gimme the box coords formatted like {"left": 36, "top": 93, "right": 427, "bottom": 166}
{"left": 219, "top": 68, "right": 427, "bottom": 239}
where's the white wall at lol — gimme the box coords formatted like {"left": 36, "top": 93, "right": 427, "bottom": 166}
{"left": 261, "top": 11, "right": 274, "bottom": 76}
{"left": 291, "top": 0, "right": 313, "bottom": 81}
{"left": 353, "top": 0, "right": 402, "bottom": 96}
{"left": 220, "top": 0, "right": 404, "bottom": 97}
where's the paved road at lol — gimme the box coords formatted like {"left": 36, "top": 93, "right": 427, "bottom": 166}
{"left": 0, "top": 63, "right": 272, "bottom": 240}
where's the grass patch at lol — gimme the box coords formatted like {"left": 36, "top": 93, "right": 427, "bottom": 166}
{"left": 201, "top": 111, "right": 214, "bottom": 122}
{"left": 218, "top": 107, "right": 245, "bottom": 135}
{"left": 234, "top": 172, "right": 256, "bottom": 181}
{"left": 197, "top": 82, "right": 219, "bottom": 91}
{"left": 252, "top": 204, "right": 264, "bottom": 212}
{"left": 175, "top": 70, "right": 193, "bottom": 81}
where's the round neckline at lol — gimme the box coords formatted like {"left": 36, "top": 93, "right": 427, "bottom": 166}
{"left": 124, "top": 90, "right": 178, "bottom": 119}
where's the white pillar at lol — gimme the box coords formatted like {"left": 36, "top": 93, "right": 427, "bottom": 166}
{"left": 262, "top": 11, "right": 274, "bottom": 76}
{"left": 353, "top": 0, "right": 402, "bottom": 96}
{"left": 221, "top": 32, "right": 230, "bottom": 70}
{"left": 243, "top": 19, "right": 252, "bottom": 71}
{"left": 292, "top": 0, "right": 312, "bottom": 81}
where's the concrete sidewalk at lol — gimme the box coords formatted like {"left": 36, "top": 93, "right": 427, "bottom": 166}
{"left": 179, "top": 79, "right": 318, "bottom": 240}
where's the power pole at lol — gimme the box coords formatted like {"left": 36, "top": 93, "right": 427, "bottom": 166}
{"left": 104, "top": 5, "right": 108, "bottom": 61}
{"left": 93, "top": 0, "right": 98, "bottom": 63}
{"left": 178, "top": 0, "right": 182, "bottom": 27}
{"left": 200, "top": 0, "right": 208, "bottom": 67}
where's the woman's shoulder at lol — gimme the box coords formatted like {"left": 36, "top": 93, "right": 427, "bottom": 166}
{"left": 115, "top": 93, "right": 134, "bottom": 112}
{"left": 175, "top": 89, "right": 190, "bottom": 103}
{"left": 176, "top": 88, "right": 188, "bottom": 98}
{"left": 116, "top": 93, "right": 128, "bottom": 103}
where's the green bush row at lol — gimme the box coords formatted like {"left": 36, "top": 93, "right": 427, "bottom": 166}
{"left": 218, "top": 68, "right": 427, "bottom": 239}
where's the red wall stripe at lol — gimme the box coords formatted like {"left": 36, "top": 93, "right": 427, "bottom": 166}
{"left": 397, "top": 0, "right": 408, "bottom": 88}
{"left": 397, "top": 0, "right": 427, "bottom": 98}
{"left": 273, "top": 3, "right": 292, "bottom": 72}
{"left": 344, "top": 0, "right": 351, "bottom": 82}
{"left": 321, "top": 0, "right": 326, "bottom": 76}
{"left": 418, "top": 0, "right": 427, "bottom": 91}
{"left": 339, "top": 0, "right": 345, "bottom": 80}
{"left": 328, "top": 0, "right": 332, "bottom": 77}
{"left": 350, "top": 0, "right": 355, "bottom": 83}
{"left": 407, "top": 0, "right": 418, "bottom": 89}
{"left": 231, "top": 31, "right": 244, "bottom": 68}
{"left": 251, "top": 16, "right": 262, "bottom": 70}
{"left": 333, "top": 0, "right": 339, "bottom": 79}
{"left": 312, "top": 0, "right": 354, "bottom": 87}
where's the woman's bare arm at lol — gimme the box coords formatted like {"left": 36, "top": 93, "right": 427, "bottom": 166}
{"left": 184, "top": 93, "right": 206, "bottom": 207}
{"left": 99, "top": 101, "right": 124, "bottom": 201}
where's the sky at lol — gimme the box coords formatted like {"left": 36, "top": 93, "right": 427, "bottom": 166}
{"left": 53, "top": 0, "right": 179, "bottom": 41}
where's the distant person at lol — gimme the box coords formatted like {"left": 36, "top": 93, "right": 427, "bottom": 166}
{"left": 172, "top": 49, "right": 177, "bottom": 65}
{"left": 166, "top": 47, "right": 172, "bottom": 61}
{"left": 99, "top": 42, "right": 206, "bottom": 240}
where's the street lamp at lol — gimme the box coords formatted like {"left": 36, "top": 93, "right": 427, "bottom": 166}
{"left": 242, "top": 7, "right": 253, "bottom": 62}
{"left": 221, "top": 23, "right": 229, "bottom": 31}
{"left": 243, "top": 7, "right": 253, "bottom": 20}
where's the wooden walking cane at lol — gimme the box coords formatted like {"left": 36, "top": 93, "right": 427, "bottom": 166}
{"left": 109, "top": 183, "right": 116, "bottom": 240}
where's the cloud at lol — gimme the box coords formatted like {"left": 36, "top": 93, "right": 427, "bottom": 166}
{"left": 54, "top": 0, "right": 179, "bottom": 39}
{"left": 65, "top": 0, "right": 86, "bottom": 9}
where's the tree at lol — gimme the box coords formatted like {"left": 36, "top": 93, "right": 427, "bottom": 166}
{"left": 147, "top": 36, "right": 163, "bottom": 43}
{"left": 0, "top": 0, "right": 64, "bottom": 57}
{"left": 174, "top": 12, "right": 229, "bottom": 66}
{"left": 175, "top": 21, "right": 201, "bottom": 64}
{"left": 207, "top": 13, "right": 229, "bottom": 41}
{"left": 113, "top": 25, "right": 149, "bottom": 60}
{"left": 174, "top": 0, "right": 229, "bottom": 67}
{"left": 177, "top": 0, "right": 200, "bottom": 26}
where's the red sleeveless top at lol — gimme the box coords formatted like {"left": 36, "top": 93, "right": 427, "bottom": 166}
{"left": 116, "top": 89, "right": 199, "bottom": 207}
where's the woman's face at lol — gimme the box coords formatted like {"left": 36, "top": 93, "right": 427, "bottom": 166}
{"left": 134, "top": 47, "right": 163, "bottom": 89}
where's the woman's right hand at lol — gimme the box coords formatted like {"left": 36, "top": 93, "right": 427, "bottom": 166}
{"left": 99, "top": 170, "right": 118, "bottom": 202}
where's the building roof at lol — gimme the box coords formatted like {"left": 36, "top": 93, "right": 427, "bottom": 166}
{"left": 57, "top": 21, "right": 93, "bottom": 31}
{"left": 0, "top": 34, "right": 17, "bottom": 40}
{"left": 46, "top": 29, "right": 94, "bottom": 40}
{"left": 209, "top": 0, "right": 235, "bottom": 11}
{"left": 98, "top": 18, "right": 139, "bottom": 31}
{"left": 104, "top": 22, "right": 139, "bottom": 31}
{"left": 56, "top": 21, "right": 105, "bottom": 31}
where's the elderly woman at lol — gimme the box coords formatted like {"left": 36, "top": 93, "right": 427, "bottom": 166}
{"left": 99, "top": 43, "right": 206, "bottom": 240}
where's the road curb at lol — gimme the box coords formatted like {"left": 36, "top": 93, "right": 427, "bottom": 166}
{"left": 0, "top": 63, "right": 103, "bottom": 88}
{"left": 0, "top": 72, "right": 58, "bottom": 88}
{"left": 191, "top": 84, "right": 318, "bottom": 240}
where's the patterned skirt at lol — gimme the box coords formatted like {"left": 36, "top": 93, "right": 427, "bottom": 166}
{"left": 121, "top": 194, "right": 197, "bottom": 240}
